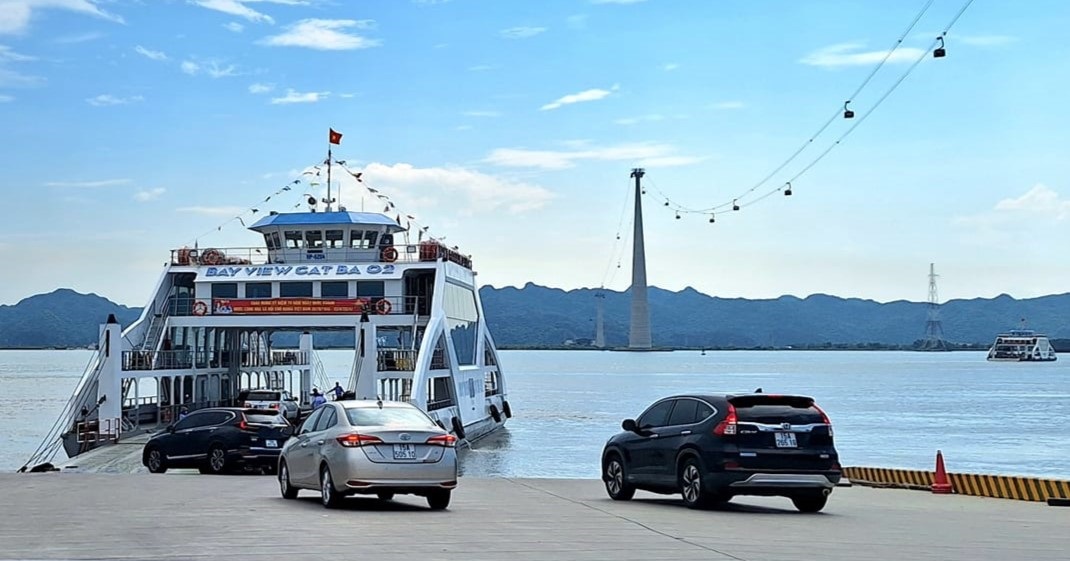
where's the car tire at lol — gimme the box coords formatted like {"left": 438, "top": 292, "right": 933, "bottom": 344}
{"left": 603, "top": 454, "right": 636, "bottom": 501}
{"left": 377, "top": 492, "right": 395, "bottom": 501}
{"left": 279, "top": 461, "right": 298, "bottom": 500}
{"left": 427, "top": 489, "right": 451, "bottom": 510}
{"left": 320, "top": 465, "right": 343, "bottom": 509}
{"left": 679, "top": 457, "right": 714, "bottom": 509}
{"left": 791, "top": 493, "right": 829, "bottom": 513}
{"left": 206, "top": 444, "right": 229, "bottom": 475}
{"left": 145, "top": 446, "right": 167, "bottom": 474}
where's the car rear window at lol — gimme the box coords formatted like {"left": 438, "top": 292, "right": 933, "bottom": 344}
{"left": 346, "top": 407, "right": 437, "bottom": 428}
{"left": 245, "top": 413, "right": 287, "bottom": 425}
{"left": 246, "top": 391, "right": 280, "bottom": 401}
{"left": 731, "top": 396, "right": 825, "bottom": 424}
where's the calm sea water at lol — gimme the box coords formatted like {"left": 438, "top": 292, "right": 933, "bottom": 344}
{"left": 2, "top": 349, "right": 1068, "bottom": 478}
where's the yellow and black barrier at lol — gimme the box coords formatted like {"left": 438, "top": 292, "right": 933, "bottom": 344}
{"left": 844, "top": 466, "right": 1070, "bottom": 503}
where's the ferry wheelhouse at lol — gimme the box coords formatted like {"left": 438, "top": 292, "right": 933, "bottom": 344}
{"left": 986, "top": 327, "right": 1057, "bottom": 362}
{"left": 29, "top": 182, "right": 511, "bottom": 465}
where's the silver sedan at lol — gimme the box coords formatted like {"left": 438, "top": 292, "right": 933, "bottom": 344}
{"left": 277, "top": 400, "right": 458, "bottom": 510}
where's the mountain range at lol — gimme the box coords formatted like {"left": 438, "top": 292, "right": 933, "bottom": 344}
{"left": 1, "top": 286, "right": 1068, "bottom": 350}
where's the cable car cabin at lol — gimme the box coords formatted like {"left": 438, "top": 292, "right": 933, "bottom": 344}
{"left": 250, "top": 211, "right": 407, "bottom": 264}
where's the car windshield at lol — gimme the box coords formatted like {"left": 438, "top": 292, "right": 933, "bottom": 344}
{"left": 246, "top": 391, "right": 280, "bottom": 401}
{"left": 345, "top": 407, "right": 437, "bottom": 428}
{"left": 245, "top": 413, "right": 286, "bottom": 425}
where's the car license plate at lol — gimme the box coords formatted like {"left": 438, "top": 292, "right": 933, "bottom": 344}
{"left": 775, "top": 432, "right": 797, "bottom": 448}
{"left": 393, "top": 444, "right": 416, "bottom": 460}
{"left": 266, "top": 440, "right": 277, "bottom": 448}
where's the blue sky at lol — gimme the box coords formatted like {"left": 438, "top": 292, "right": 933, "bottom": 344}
{"left": 1, "top": 0, "right": 1068, "bottom": 307}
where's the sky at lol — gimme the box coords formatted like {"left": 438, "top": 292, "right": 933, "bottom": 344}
{"left": 1, "top": 0, "right": 1068, "bottom": 307}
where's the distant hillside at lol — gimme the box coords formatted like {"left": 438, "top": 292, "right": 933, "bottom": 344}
{"left": 1, "top": 286, "right": 1068, "bottom": 350}
{"left": 0, "top": 289, "right": 141, "bottom": 348}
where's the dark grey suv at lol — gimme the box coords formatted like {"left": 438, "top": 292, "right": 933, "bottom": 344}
{"left": 601, "top": 393, "right": 841, "bottom": 512}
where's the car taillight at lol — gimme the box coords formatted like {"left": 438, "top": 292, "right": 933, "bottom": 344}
{"left": 713, "top": 404, "right": 738, "bottom": 436}
{"left": 426, "top": 434, "right": 457, "bottom": 447}
{"left": 270, "top": 403, "right": 279, "bottom": 409}
{"left": 238, "top": 420, "right": 249, "bottom": 431}
{"left": 336, "top": 433, "right": 383, "bottom": 447}
{"left": 812, "top": 403, "right": 834, "bottom": 436}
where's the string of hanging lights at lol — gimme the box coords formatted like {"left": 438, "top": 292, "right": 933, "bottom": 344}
{"left": 654, "top": 0, "right": 975, "bottom": 222}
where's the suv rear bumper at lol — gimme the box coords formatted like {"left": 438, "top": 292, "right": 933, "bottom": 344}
{"left": 709, "top": 470, "right": 841, "bottom": 495}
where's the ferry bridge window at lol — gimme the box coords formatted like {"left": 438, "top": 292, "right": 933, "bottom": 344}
{"left": 356, "top": 281, "right": 385, "bottom": 298}
{"left": 263, "top": 233, "right": 276, "bottom": 250}
{"left": 444, "top": 282, "right": 479, "bottom": 366}
{"left": 325, "top": 229, "right": 344, "bottom": 248}
{"left": 284, "top": 230, "right": 303, "bottom": 249}
{"left": 245, "top": 282, "right": 272, "bottom": 299}
{"left": 321, "top": 281, "right": 348, "bottom": 298}
{"left": 279, "top": 282, "right": 313, "bottom": 297}
{"left": 349, "top": 230, "right": 365, "bottom": 249}
{"left": 269, "top": 231, "right": 280, "bottom": 251}
{"left": 306, "top": 230, "right": 324, "bottom": 249}
{"left": 211, "top": 283, "right": 238, "bottom": 299}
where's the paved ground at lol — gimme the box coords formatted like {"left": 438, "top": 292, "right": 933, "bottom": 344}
{"left": 1, "top": 474, "right": 1067, "bottom": 561}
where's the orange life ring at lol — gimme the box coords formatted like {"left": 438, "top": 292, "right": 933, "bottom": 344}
{"left": 381, "top": 246, "right": 398, "bottom": 263}
{"left": 192, "top": 301, "right": 208, "bottom": 316}
{"left": 376, "top": 299, "right": 392, "bottom": 315}
{"left": 201, "top": 249, "right": 224, "bottom": 266}
{"left": 177, "top": 247, "right": 191, "bottom": 265}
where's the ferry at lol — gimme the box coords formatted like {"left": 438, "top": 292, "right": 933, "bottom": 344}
{"left": 23, "top": 143, "right": 512, "bottom": 469}
{"left": 986, "top": 324, "right": 1058, "bottom": 362}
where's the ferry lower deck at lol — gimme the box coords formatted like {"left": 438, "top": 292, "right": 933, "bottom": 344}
{"left": 2, "top": 473, "right": 1066, "bottom": 560}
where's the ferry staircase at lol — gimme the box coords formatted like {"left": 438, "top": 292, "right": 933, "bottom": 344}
{"left": 138, "top": 282, "right": 176, "bottom": 355}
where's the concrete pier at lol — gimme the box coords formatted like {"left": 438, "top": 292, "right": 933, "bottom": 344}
{"left": 1, "top": 474, "right": 1066, "bottom": 560}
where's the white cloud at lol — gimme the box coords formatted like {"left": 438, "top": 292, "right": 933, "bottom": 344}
{"left": 223, "top": 21, "right": 244, "bottom": 33}
{"left": 360, "top": 162, "right": 555, "bottom": 215}
{"left": 463, "top": 110, "right": 500, "bottom": 117}
{"left": 540, "top": 84, "right": 618, "bottom": 110}
{"left": 248, "top": 82, "right": 274, "bottom": 94}
{"left": 993, "top": 184, "right": 1070, "bottom": 220}
{"left": 189, "top": 0, "right": 308, "bottom": 25}
{"left": 800, "top": 42, "right": 925, "bottom": 67}
{"left": 0, "top": 94, "right": 12, "bottom": 102}
{"left": 176, "top": 205, "right": 245, "bottom": 216}
{"left": 259, "top": 18, "right": 380, "bottom": 50}
{"left": 958, "top": 34, "right": 1017, "bottom": 47}
{"left": 484, "top": 142, "right": 702, "bottom": 170}
{"left": 181, "top": 60, "right": 238, "bottom": 77}
{"left": 614, "top": 114, "right": 663, "bottom": 125}
{"left": 86, "top": 94, "right": 143, "bottom": 106}
{"left": 0, "top": 66, "right": 41, "bottom": 87}
{"left": 134, "top": 45, "right": 167, "bottom": 61}
{"left": 710, "top": 100, "right": 745, "bottom": 110}
{"left": 663, "top": 62, "right": 679, "bottom": 71}
{"left": 499, "top": 26, "right": 546, "bottom": 39}
{"left": 270, "top": 89, "right": 328, "bottom": 104}
{"left": 181, "top": 61, "right": 199, "bottom": 75}
{"left": 134, "top": 187, "right": 166, "bottom": 202}
{"left": 0, "top": 0, "right": 123, "bottom": 35}
{"left": 45, "top": 178, "right": 131, "bottom": 188}
{"left": 54, "top": 31, "right": 104, "bottom": 43}
{"left": 0, "top": 45, "right": 34, "bottom": 61}
{"left": 338, "top": 92, "right": 355, "bottom": 98}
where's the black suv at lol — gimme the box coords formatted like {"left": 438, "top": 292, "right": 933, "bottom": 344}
{"left": 601, "top": 393, "right": 841, "bottom": 512}
{"left": 142, "top": 408, "right": 292, "bottom": 475}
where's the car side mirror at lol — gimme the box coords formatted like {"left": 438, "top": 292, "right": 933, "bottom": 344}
{"left": 621, "top": 419, "right": 638, "bottom": 433}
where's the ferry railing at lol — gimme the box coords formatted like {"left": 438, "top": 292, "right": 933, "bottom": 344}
{"left": 122, "top": 349, "right": 311, "bottom": 371}
{"left": 169, "top": 243, "right": 471, "bottom": 268}
{"left": 427, "top": 398, "right": 453, "bottom": 412}
{"left": 378, "top": 349, "right": 418, "bottom": 372}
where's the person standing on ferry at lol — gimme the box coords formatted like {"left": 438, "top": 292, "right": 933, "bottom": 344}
{"left": 333, "top": 382, "right": 344, "bottom": 401}
{"left": 311, "top": 389, "right": 327, "bottom": 409}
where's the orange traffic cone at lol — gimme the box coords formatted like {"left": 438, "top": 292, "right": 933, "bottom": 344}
{"left": 931, "top": 450, "right": 953, "bottom": 494}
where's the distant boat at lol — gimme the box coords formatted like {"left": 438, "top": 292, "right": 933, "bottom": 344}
{"left": 987, "top": 321, "right": 1057, "bottom": 362}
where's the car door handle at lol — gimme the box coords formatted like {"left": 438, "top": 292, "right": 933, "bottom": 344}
{"left": 648, "top": 433, "right": 659, "bottom": 438}
{"left": 316, "top": 440, "right": 325, "bottom": 445}
{"left": 300, "top": 442, "right": 308, "bottom": 448}
{"left": 680, "top": 430, "right": 692, "bottom": 435}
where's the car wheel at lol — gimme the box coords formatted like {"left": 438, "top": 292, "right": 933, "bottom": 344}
{"left": 320, "top": 465, "right": 343, "bottom": 509}
{"left": 279, "top": 461, "right": 298, "bottom": 500}
{"left": 426, "top": 489, "right": 451, "bottom": 510}
{"left": 792, "top": 493, "right": 829, "bottom": 513}
{"left": 206, "top": 444, "right": 229, "bottom": 475}
{"left": 679, "top": 458, "right": 712, "bottom": 509}
{"left": 603, "top": 454, "right": 635, "bottom": 501}
{"left": 145, "top": 447, "right": 167, "bottom": 474}
{"left": 377, "top": 492, "right": 395, "bottom": 501}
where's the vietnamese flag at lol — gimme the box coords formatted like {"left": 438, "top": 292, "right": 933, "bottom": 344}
{"left": 329, "top": 128, "right": 343, "bottom": 145}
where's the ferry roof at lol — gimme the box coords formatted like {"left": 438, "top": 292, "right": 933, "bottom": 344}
{"left": 248, "top": 211, "right": 405, "bottom": 232}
